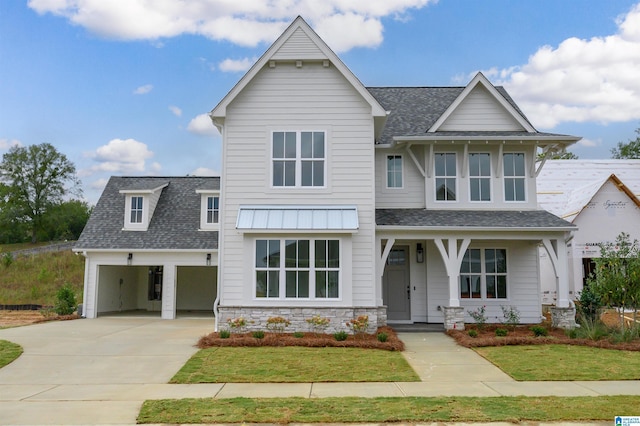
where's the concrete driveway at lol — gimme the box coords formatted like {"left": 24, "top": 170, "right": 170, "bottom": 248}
{"left": 0, "top": 316, "right": 215, "bottom": 425}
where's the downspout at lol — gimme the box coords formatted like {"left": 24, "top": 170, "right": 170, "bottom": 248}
{"left": 211, "top": 115, "right": 224, "bottom": 332}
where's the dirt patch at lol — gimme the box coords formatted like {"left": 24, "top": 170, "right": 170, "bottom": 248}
{"left": 198, "top": 326, "right": 405, "bottom": 351}
{"left": 0, "top": 310, "right": 79, "bottom": 328}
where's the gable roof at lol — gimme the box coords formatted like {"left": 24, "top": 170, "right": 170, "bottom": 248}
{"left": 210, "top": 16, "right": 386, "bottom": 122}
{"left": 367, "top": 84, "right": 579, "bottom": 146}
{"left": 74, "top": 176, "right": 219, "bottom": 251}
{"left": 537, "top": 160, "right": 640, "bottom": 222}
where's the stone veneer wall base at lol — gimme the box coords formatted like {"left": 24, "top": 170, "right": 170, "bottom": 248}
{"left": 218, "top": 306, "right": 387, "bottom": 334}
{"left": 442, "top": 306, "right": 465, "bottom": 330}
{"left": 550, "top": 306, "right": 578, "bottom": 329}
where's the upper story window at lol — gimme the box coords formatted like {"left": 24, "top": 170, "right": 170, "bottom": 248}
{"left": 469, "top": 153, "right": 491, "bottom": 201}
{"left": 130, "top": 196, "right": 143, "bottom": 223}
{"left": 435, "top": 153, "right": 456, "bottom": 201}
{"left": 503, "top": 153, "right": 526, "bottom": 201}
{"left": 206, "top": 196, "right": 219, "bottom": 224}
{"left": 386, "top": 155, "right": 403, "bottom": 188}
{"left": 272, "top": 131, "right": 325, "bottom": 187}
{"left": 255, "top": 238, "right": 340, "bottom": 299}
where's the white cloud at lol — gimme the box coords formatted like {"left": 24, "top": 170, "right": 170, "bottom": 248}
{"left": 191, "top": 167, "right": 219, "bottom": 176}
{"left": 488, "top": 3, "right": 640, "bottom": 129}
{"left": 168, "top": 105, "right": 182, "bottom": 116}
{"left": 0, "top": 138, "right": 23, "bottom": 150}
{"left": 133, "top": 84, "right": 153, "bottom": 95}
{"left": 80, "top": 138, "right": 156, "bottom": 176}
{"left": 27, "top": 0, "right": 436, "bottom": 51}
{"left": 219, "top": 57, "right": 257, "bottom": 73}
{"left": 577, "top": 138, "right": 599, "bottom": 148}
{"left": 187, "top": 113, "right": 218, "bottom": 136}
{"left": 89, "top": 178, "right": 109, "bottom": 190}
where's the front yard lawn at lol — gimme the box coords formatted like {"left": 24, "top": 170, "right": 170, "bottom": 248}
{"left": 171, "top": 346, "right": 419, "bottom": 383}
{"left": 475, "top": 344, "right": 640, "bottom": 381}
{"left": 0, "top": 340, "right": 22, "bottom": 368}
{"left": 138, "top": 395, "right": 640, "bottom": 424}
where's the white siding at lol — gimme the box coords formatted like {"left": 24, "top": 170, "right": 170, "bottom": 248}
{"left": 272, "top": 28, "right": 327, "bottom": 60}
{"left": 439, "top": 85, "right": 525, "bottom": 131}
{"left": 375, "top": 148, "right": 425, "bottom": 208}
{"left": 219, "top": 61, "right": 376, "bottom": 308}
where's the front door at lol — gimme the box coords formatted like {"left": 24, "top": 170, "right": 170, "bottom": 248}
{"left": 383, "top": 246, "right": 411, "bottom": 321}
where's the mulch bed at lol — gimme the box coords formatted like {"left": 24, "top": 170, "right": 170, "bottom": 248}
{"left": 448, "top": 324, "right": 640, "bottom": 351}
{"left": 197, "top": 326, "right": 405, "bottom": 351}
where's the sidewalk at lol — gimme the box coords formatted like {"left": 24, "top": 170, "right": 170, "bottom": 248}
{"left": 0, "top": 317, "right": 637, "bottom": 425}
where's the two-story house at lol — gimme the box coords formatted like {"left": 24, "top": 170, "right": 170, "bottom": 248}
{"left": 75, "top": 17, "right": 580, "bottom": 330}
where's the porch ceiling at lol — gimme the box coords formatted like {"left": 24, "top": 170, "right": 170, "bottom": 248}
{"left": 375, "top": 209, "right": 575, "bottom": 231}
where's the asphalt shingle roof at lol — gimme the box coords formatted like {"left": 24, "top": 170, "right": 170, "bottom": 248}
{"left": 376, "top": 209, "right": 575, "bottom": 230}
{"left": 74, "top": 176, "right": 219, "bottom": 250}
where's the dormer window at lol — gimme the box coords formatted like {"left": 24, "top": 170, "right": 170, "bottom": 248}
{"left": 197, "top": 190, "right": 220, "bottom": 230}
{"left": 206, "top": 196, "right": 219, "bottom": 224}
{"left": 130, "top": 196, "right": 144, "bottom": 223}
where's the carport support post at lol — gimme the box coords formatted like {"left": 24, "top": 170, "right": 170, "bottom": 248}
{"left": 162, "top": 264, "right": 176, "bottom": 319}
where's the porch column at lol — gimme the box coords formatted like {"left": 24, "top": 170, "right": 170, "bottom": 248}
{"left": 434, "top": 237, "right": 471, "bottom": 307}
{"left": 542, "top": 237, "right": 577, "bottom": 329}
{"left": 161, "top": 264, "right": 176, "bottom": 319}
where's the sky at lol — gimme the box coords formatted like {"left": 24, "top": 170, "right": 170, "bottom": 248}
{"left": 1, "top": 0, "right": 640, "bottom": 204}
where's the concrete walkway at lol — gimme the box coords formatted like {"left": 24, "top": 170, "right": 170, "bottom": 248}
{"left": 0, "top": 317, "right": 637, "bottom": 425}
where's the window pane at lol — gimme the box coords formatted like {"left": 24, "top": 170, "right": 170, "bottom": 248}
{"left": 301, "top": 132, "right": 312, "bottom": 158}
{"left": 496, "top": 249, "right": 507, "bottom": 273}
{"left": 284, "top": 132, "right": 296, "bottom": 158}
{"left": 470, "top": 179, "right": 480, "bottom": 201}
{"left": 469, "top": 154, "right": 480, "bottom": 176}
{"left": 514, "top": 179, "right": 525, "bottom": 201}
{"left": 497, "top": 276, "right": 507, "bottom": 298}
{"left": 313, "top": 132, "right": 324, "bottom": 158}
{"left": 503, "top": 153, "right": 514, "bottom": 176}
{"left": 315, "top": 240, "right": 326, "bottom": 268}
{"left": 479, "top": 153, "right": 491, "bottom": 175}
{"left": 273, "top": 161, "right": 283, "bottom": 186}
{"left": 445, "top": 153, "right": 456, "bottom": 176}
{"left": 485, "top": 249, "right": 496, "bottom": 273}
{"left": 285, "top": 240, "right": 297, "bottom": 268}
{"left": 505, "top": 178, "right": 515, "bottom": 201}
{"left": 480, "top": 179, "right": 490, "bottom": 201}
{"left": 435, "top": 153, "right": 446, "bottom": 176}
{"left": 461, "top": 250, "right": 472, "bottom": 273}
{"left": 213, "top": 211, "right": 219, "bottom": 223}
{"left": 207, "top": 197, "right": 213, "bottom": 209}
{"left": 313, "top": 160, "right": 324, "bottom": 186}
{"left": 327, "top": 271, "right": 339, "bottom": 297}
{"left": 273, "top": 132, "right": 284, "bottom": 158}
{"left": 213, "top": 197, "right": 219, "bottom": 209}
{"left": 207, "top": 211, "right": 213, "bottom": 223}
{"left": 486, "top": 275, "right": 496, "bottom": 299}
{"left": 268, "top": 240, "right": 280, "bottom": 268}
{"left": 284, "top": 161, "right": 295, "bottom": 186}
{"left": 298, "top": 240, "right": 309, "bottom": 268}
{"left": 328, "top": 240, "right": 339, "bottom": 267}
{"left": 471, "top": 276, "right": 481, "bottom": 298}
{"left": 256, "top": 240, "right": 267, "bottom": 267}
{"left": 469, "top": 249, "right": 481, "bottom": 273}
{"left": 268, "top": 271, "right": 279, "bottom": 297}
{"left": 256, "top": 271, "right": 267, "bottom": 297}
{"left": 298, "top": 272, "right": 309, "bottom": 297}
{"left": 460, "top": 276, "right": 471, "bottom": 298}
{"left": 315, "top": 271, "right": 326, "bottom": 297}
{"left": 514, "top": 153, "right": 525, "bottom": 175}
{"left": 286, "top": 271, "right": 297, "bottom": 297}
{"left": 301, "top": 162, "right": 311, "bottom": 186}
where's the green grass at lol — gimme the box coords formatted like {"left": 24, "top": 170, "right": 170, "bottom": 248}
{"left": 170, "top": 346, "right": 420, "bottom": 383}
{"left": 0, "top": 250, "right": 84, "bottom": 306}
{"left": 0, "top": 340, "right": 23, "bottom": 368}
{"left": 138, "top": 395, "right": 640, "bottom": 424}
{"left": 475, "top": 344, "right": 640, "bottom": 380}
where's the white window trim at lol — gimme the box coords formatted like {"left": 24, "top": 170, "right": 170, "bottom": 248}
{"left": 459, "top": 247, "right": 509, "bottom": 301}
{"left": 270, "top": 130, "right": 327, "bottom": 189}
{"left": 503, "top": 152, "right": 527, "bottom": 203}
{"left": 253, "top": 237, "right": 342, "bottom": 301}
{"left": 197, "top": 192, "right": 220, "bottom": 230}
{"left": 123, "top": 195, "right": 147, "bottom": 230}
{"left": 434, "top": 152, "right": 458, "bottom": 203}
{"left": 468, "top": 152, "right": 492, "bottom": 203}
{"left": 385, "top": 154, "right": 404, "bottom": 189}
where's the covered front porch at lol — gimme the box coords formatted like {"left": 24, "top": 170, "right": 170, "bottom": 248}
{"left": 375, "top": 209, "right": 577, "bottom": 330}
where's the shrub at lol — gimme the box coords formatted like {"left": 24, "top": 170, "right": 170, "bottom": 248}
{"left": 377, "top": 332, "right": 388, "bottom": 342}
{"left": 227, "top": 317, "right": 248, "bottom": 333}
{"left": 219, "top": 329, "right": 231, "bottom": 339}
{"left": 609, "top": 325, "right": 640, "bottom": 344}
{"left": 576, "top": 317, "right": 608, "bottom": 341}
{"left": 468, "top": 329, "right": 478, "bottom": 338}
{"left": 500, "top": 305, "right": 520, "bottom": 329}
{"left": 346, "top": 315, "right": 369, "bottom": 335}
{"left": 495, "top": 328, "right": 508, "bottom": 337}
{"left": 265, "top": 316, "right": 291, "bottom": 333}
{"left": 54, "top": 284, "right": 77, "bottom": 315}
{"left": 306, "top": 315, "right": 330, "bottom": 334}
{"left": 252, "top": 330, "right": 265, "bottom": 339}
{"left": 467, "top": 305, "right": 487, "bottom": 329}
{"left": 333, "top": 330, "right": 348, "bottom": 341}
{"left": 576, "top": 285, "right": 602, "bottom": 324}
{"left": 530, "top": 325, "right": 548, "bottom": 337}
{"left": 293, "top": 331, "right": 304, "bottom": 338}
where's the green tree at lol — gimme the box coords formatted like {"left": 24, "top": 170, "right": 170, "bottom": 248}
{"left": 0, "top": 143, "right": 81, "bottom": 243}
{"left": 588, "top": 232, "right": 640, "bottom": 330}
{"left": 611, "top": 127, "right": 640, "bottom": 159}
{"left": 536, "top": 150, "right": 578, "bottom": 161}
{"left": 39, "top": 199, "right": 92, "bottom": 241}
